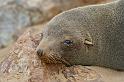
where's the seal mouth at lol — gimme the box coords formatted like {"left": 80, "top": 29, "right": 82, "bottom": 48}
{"left": 40, "top": 53, "right": 71, "bottom": 66}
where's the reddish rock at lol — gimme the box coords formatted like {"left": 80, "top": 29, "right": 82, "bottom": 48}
{"left": 0, "top": 29, "right": 102, "bottom": 82}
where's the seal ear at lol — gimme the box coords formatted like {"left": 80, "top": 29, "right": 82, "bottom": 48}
{"left": 84, "top": 33, "right": 93, "bottom": 46}
{"left": 84, "top": 39, "right": 93, "bottom": 46}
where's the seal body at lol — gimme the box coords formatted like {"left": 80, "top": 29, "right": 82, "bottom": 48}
{"left": 37, "top": 0, "right": 124, "bottom": 70}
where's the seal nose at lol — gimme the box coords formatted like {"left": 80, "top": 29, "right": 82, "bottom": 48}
{"left": 37, "top": 49, "right": 43, "bottom": 57}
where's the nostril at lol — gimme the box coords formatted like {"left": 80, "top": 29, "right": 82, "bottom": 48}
{"left": 37, "top": 49, "right": 43, "bottom": 57}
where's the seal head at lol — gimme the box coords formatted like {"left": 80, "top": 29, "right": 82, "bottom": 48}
{"left": 36, "top": 0, "right": 124, "bottom": 70}
{"left": 36, "top": 15, "right": 93, "bottom": 66}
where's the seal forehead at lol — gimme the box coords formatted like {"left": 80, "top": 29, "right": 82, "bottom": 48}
{"left": 44, "top": 27, "right": 74, "bottom": 39}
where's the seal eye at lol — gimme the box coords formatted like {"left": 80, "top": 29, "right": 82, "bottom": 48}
{"left": 64, "top": 40, "right": 73, "bottom": 45}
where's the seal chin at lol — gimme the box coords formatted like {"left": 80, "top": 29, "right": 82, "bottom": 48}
{"left": 41, "top": 55, "right": 61, "bottom": 64}
{"left": 40, "top": 53, "right": 71, "bottom": 66}
{"left": 36, "top": 48, "right": 71, "bottom": 66}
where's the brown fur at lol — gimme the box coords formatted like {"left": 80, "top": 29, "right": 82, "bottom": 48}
{"left": 37, "top": 0, "right": 124, "bottom": 70}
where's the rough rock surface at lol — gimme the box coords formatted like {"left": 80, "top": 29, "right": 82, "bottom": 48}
{"left": 0, "top": 0, "right": 112, "bottom": 49}
{"left": 0, "top": 30, "right": 102, "bottom": 82}
{"left": 0, "top": 4, "right": 43, "bottom": 48}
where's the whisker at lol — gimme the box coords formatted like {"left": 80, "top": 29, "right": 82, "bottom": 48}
{"left": 49, "top": 55, "right": 55, "bottom": 63}
{"left": 41, "top": 53, "right": 71, "bottom": 66}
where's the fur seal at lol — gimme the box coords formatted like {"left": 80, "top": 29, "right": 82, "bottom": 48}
{"left": 36, "top": 0, "right": 124, "bottom": 70}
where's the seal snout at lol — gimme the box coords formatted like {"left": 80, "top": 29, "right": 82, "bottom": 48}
{"left": 36, "top": 49, "right": 43, "bottom": 57}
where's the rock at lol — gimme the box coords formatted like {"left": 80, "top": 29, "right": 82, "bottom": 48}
{"left": 0, "top": 4, "right": 43, "bottom": 48}
{"left": 0, "top": 0, "right": 13, "bottom": 7}
{"left": 0, "top": 45, "right": 12, "bottom": 63}
{"left": 0, "top": 29, "right": 102, "bottom": 82}
{"left": 0, "top": 0, "right": 113, "bottom": 49}
{"left": 87, "top": 66, "right": 124, "bottom": 82}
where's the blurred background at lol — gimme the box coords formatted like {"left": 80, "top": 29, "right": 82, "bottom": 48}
{"left": 0, "top": 0, "right": 112, "bottom": 62}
